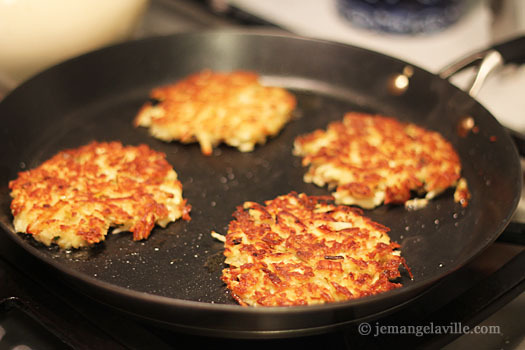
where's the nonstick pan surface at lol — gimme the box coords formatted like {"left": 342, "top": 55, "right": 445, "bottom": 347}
{"left": 0, "top": 31, "right": 521, "bottom": 338}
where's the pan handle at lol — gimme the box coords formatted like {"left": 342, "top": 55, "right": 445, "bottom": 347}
{"left": 438, "top": 35, "right": 525, "bottom": 97}
{"left": 439, "top": 35, "right": 525, "bottom": 154}
{"left": 493, "top": 35, "right": 525, "bottom": 65}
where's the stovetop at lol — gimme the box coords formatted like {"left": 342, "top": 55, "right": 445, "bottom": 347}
{"left": 1, "top": 225, "right": 524, "bottom": 350}
{"left": 1, "top": 223, "right": 523, "bottom": 349}
{"left": 1, "top": 1, "right": 524, "bottom": 349}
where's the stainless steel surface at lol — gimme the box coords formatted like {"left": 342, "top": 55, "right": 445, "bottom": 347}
{"left": 466, "top": 50, "right": 504, "bottom": 97}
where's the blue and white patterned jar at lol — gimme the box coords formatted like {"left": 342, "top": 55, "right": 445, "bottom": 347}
{"left": 336, "top": 0, "right": 468, "bottom": 34}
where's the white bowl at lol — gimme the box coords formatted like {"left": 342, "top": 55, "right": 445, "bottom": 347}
{"left": 0, "top": 0, "right": 150, "bottom": 89}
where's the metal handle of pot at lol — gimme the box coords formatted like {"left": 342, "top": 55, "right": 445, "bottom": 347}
{"left": 438, "top": 35, "right": 525, "bottom": 155}
{"left": 438, "top": 35, "right": 525, "bottom": 98}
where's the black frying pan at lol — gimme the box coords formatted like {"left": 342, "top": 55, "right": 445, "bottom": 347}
{"left": 0, "top": 31, "right": 522, "bottom": 338}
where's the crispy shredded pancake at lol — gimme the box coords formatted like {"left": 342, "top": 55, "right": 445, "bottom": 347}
{"left": 294, "top": 112, "right": 468, "bottom": 209}
{"left": 9, "top": 141, "right": 191, "bottom": 249}
{"left": 134, "top": 70, "right": 296, "bottom": 155}
{"left": 221, "top": 192, "right": 408, "bottom": 307}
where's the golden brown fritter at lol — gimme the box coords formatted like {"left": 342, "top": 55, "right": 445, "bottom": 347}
{"left": 221, "top": 192, "right": 408, "bottom": 307}
{"left": 134, "top": 70, "right": 296, "bottom": 155}
{"left": 9, "top": 141, "right": 191, "bottom": 249}
{"left": 293, "top": 112, "right": 466, "bottom": 209}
